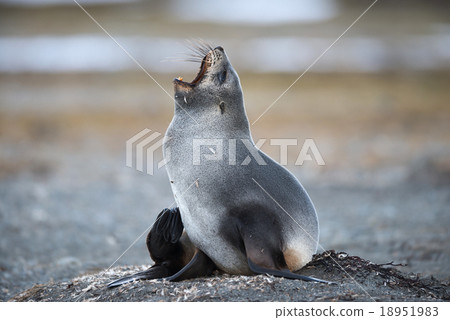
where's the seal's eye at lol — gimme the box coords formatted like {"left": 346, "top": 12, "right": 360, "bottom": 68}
{"left": 218, "top": 70, "right": 227, "bottom": 84}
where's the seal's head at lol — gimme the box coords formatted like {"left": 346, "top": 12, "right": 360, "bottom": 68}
{"left": 173, "top": 44, "right": 244, "bottom": 116}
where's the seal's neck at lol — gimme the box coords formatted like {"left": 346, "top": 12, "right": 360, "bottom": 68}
{"left": 169, "top": 99, "right": 251, "bottom": 140}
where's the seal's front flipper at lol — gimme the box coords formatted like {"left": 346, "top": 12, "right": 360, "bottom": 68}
{"left": 108, "top": 207, "right": 187, "bottom": 288}
{"left": 154, "top": 207, "right": 183, "bottom": 244}
{"left": 107, "top": 265, "right": 171, "bottom": 288}
{"left": 165, "top": 249, "right": 216, "bottom": 282}
{"left": 147, "top": 208, "right": 184, "bottom": 261}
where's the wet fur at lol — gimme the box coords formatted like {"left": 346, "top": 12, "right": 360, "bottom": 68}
{"left": 108, "top": 45, "right": 333, "bottom": 287}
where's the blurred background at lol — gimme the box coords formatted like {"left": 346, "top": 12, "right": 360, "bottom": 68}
{"left": 0, "top": 0, "right": 449, "bottom": 301}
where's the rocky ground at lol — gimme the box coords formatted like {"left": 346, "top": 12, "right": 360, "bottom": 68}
{"left": 1, "top": 72, "right": 449, "bottom": 301}
{"left": 1, "top": 0, "right": 449, "bottom": 304}
{"left": 10, "top": 251, "right": 449, "bottom": 302}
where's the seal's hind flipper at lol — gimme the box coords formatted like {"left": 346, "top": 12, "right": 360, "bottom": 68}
{"left": 247, "top": 258, "right": 334, "bottom": 284}
{"left": 107, "top": 265, "right": 171, "bottom": 288}
{"left": 241, "top": 229, "right": 334, "bottom": 284}
{"left": 165, "top": 249, "right": 216, "bottom": 282}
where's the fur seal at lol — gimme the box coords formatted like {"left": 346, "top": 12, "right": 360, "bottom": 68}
{"left": 108, "top": 44, "right": 331, "bottom": 287}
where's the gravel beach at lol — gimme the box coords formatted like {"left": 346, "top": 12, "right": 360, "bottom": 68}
{"left": 1, "top": 1, "right": 449, "bottom": 302}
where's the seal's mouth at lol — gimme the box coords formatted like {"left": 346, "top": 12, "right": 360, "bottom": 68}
{"left": 173, "top": 41, "right": 224, "bottom": 91}
{"left": 173, "top": 45, "right": 214, "bottom": 89}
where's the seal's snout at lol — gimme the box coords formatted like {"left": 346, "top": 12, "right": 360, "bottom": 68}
{"left": 174, "top": 43, "right": 221, "bottom": 92}
{"left": 173, "top": 77, "right": 192, "bottom": 93}
{"left": 173, "top": 51, "right": 209, "bottom": 90}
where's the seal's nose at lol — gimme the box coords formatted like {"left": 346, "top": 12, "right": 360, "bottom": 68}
{"left": 214, "top": 46, "right": 224, "bottom": 52}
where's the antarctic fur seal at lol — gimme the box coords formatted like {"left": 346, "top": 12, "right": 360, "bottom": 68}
{"left": 108, "top": 44, "right": 331, "bottom": 287}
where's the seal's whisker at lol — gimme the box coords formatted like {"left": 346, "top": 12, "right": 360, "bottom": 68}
{"left": 185, "top": 39, "right": 214, "bottom": 58}
{"left": 183, "top": 53, "right": 205, "bottom": 61}
{"left": 197, "top": 38, "right": 214, "bottom": 53}
{"left": 161, "top": 53, "right": 203, "bottom": 63}
{"left": 187, "top": 45, "right": 207, "bottom": 58}
{"left": 183, "top": 58, "right": 204, "bottom": 63}
{"left": 183, "top": 52, "right": 204, "bottom": 59}
{"left": 185, "top": 47, "right": 204, "bottom": 59}
{"left": 189, "top": 39, "right": 207, "bottom": 52}
{"left": 185, "top": 39, "right": 203, "bottom": 53}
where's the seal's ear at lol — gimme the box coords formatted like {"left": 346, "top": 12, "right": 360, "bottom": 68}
{"left": 218, "top": 70, "right": 227, "bottom": 84}
{"left": 219, "top": 101, "right": 225, "bottom": 114}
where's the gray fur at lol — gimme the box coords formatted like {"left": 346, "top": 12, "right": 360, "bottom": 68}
{"left": 164, "top": 47, "right": 318, "bottom": 274}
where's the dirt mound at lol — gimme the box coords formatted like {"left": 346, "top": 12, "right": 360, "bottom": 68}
{"left": 10, "top": 251, "right": 449, "bottom": 302}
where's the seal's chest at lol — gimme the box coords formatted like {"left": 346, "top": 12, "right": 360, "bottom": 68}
{"left": 179, "top": 204, "right": 250, "bottom": 274}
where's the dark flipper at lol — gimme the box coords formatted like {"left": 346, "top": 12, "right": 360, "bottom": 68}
{"left": 107, "top": 208, "right": 188, "bottom": 288}
{"left": 247, "top": 258, "right": 335, "bottom": 284}
{"left": 239, "top": 221, "right": 335, "bottom": 285}
{"left": 107, "top": 265, "right": 171, "bottom": 288}
{"left": 165, "top": 249, "right": 216, "bottom": 282}
{"left": 153, "top": 208, "right": 183, "bottom": 244}
{"left": 108, "top": 248, "right": 216, "bottom": 287}
{"left": 146, "top": 208, "right": 184, "bottom": 264}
